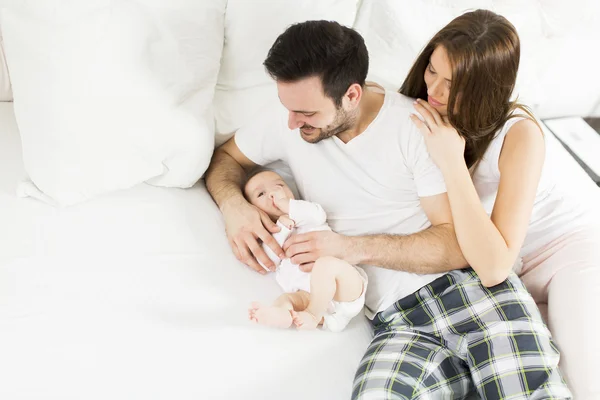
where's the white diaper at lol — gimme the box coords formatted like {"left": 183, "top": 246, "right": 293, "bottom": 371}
{"left": 275, "top": 261, "right": 368, "bottom": 332}
{"left": 275, "top": 259, "right": 312, "bottom": 293}
{"left": 322, "top": 266, "right": 368, "bottom": 332}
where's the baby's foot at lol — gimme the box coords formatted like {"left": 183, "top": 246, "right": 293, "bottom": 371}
{"left": 248, "top": 302, "right": 293, "bottom": 328}
{"left": 291, "top": 310, "right": 321, "bottom": 330}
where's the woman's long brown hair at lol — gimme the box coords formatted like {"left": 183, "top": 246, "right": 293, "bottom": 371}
{"left": 400, "top": 9, "right": 537, "bottom": 169}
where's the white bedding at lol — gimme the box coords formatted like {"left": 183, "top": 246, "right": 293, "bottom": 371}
{"left": 1, "top": 94, "right": 598, "bottom": 399}
{"left": 0, "top": 103, "right": 372, "bottom": 400}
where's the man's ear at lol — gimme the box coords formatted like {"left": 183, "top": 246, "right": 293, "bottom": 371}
{"left": 344, "top": 83, "right": 363, "bottom": 109}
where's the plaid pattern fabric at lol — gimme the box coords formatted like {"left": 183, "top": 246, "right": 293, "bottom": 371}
{"left": 352, "top": 269, "right": 571, "bottom": 400}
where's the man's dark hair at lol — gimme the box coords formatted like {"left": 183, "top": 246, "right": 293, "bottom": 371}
{"left": 263, "top": 20, "right": 369, "bottom": 107}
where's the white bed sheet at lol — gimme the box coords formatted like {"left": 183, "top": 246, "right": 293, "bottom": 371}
{"left": 0, "top": 103, "right": 373, "bottom": 400}
{"left": 1, "top": 102, "right": 598, "bottom": 400}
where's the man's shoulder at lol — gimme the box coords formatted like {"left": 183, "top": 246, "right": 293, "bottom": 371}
{"left": 375, "top": 90, "right": 420, "bottom": 140}
{"left": 232, "top": 101, "right": 292, "bottom": 165}
{"left": 383, "top": 91, "right": 417, "bottom": 113}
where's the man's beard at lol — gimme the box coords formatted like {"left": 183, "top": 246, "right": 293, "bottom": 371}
{"left": 300, "top": 107, "right": 358, "bottom": 144}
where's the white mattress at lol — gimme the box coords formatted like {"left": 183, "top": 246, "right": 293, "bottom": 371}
{"left": 1, "top": 102, "right": 598, "bottom": 400}
{"left": 0, "top": 103, "right": 373, "bottom": 400}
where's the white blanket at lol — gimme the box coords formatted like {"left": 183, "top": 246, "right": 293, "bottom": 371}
{"left": 0, "top": 103, "right": 372, "bottom": 400}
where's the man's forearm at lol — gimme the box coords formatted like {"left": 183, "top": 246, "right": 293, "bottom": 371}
{"left": 205, "top": 148, "right": 247, "bottom": 209}
{"left": 347, "top": 224, "right": 468, "bottom": 274}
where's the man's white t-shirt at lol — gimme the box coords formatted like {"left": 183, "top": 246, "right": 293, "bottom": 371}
{"left": 235, "top": 90, "right": 448, "bottom": 318}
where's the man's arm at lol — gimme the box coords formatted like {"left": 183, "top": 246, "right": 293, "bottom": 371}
{"left": 205, "top": 138, "right": 255, "bottom": 209}
{"left": 283, "top": 193, "right": 468, "bottom": 273}
{"left": 205, "top": 137, "right": 284, "bottom": 273}
{"left": 347, "top": 193, "right": 468, "bottom": 273}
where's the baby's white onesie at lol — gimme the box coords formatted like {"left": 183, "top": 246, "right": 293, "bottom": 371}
{"left": 259, "top": 199, "right": 331, "bottom": 293}
{"left": 259, "top": 199, "right": 368, "bottom": 332}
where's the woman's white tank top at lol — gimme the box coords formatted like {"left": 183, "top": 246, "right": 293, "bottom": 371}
{"left": 471, "top": 115, "right": 589, "bottom": 260}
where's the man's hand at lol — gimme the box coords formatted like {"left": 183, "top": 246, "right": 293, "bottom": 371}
{"left": 283, "top": 230, "right": 354, "bottom": 272}
{"left": 222, "top": 198, "right": 284, "bottom": 274}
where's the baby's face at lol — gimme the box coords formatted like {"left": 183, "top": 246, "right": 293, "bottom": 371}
{"left": 244, "top": 171, "right": 295, "bottom": 220}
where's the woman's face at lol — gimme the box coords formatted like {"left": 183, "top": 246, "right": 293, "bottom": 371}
{"left": 424, "top": 46, "right": 452, "bottom": 116}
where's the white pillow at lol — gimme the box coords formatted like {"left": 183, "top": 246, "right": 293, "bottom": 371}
{"left": 137, "top": 0, "right": 226, "bottom": 126}
{"left": 0, "top": 1, "right": 214, "bottom": 206}
{"left": 354, "top": 0, "right": 545, "bottom": 110}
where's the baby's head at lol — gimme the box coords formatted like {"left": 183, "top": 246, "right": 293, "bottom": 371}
{"left": 243, "top": 169, "right": 295, "bottom": 220}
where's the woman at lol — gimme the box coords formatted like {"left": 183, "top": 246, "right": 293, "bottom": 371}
{"left": 406, "top": 9, "right": 600, "bottom": 399}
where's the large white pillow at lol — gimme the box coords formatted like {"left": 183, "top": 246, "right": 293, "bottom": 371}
{"left": 134, "top": 0, "right": 226, "bottom": 127}
{"left": 0, "top": 0, "right": 227, "bottom": 118}
{"left": 354, "top": 1, "right": 546, "bottom": 110}
{"left": 354, "top": 0, "right": 600, "bottom": 119}
{"left": 0, "top": 1, "right": 214, "bottom": 206}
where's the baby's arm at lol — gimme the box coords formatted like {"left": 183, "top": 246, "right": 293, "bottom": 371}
{"left": 278, "top": 215, "right": 295, "bottom": 230}
{"left": 258, "top": 222, "right": 293, "bottom": 271}
{"left": 288, "top": 199, "right": 327, "bottom": 227}
{"left": 255, "top": 198, "right": 296, "bottom": 271}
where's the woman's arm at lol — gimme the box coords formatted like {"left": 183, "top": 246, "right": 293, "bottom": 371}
{"left": 441, "top": 119, "right": 545, "bottom": 286}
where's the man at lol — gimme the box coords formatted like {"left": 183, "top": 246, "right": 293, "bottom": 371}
{"left": 205, "top": 20, "right": 570, "bottom": 400}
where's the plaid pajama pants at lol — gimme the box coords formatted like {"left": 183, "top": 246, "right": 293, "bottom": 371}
{"left": 352, "top": 269, "right": 571, "bottom": 400}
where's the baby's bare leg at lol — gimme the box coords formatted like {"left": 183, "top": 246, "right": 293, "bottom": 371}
{"left": 292, "top": 256, "right": 364, "bottom": 330}
{"left": 249, "top": 291, "right": 310, "bottom": 328}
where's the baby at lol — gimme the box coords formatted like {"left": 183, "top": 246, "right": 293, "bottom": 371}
{"left": 243, "top": 169, "right": 368, "bottom": 332}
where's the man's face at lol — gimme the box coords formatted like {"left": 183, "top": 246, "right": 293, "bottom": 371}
{"left": 277, "top": 76, "right": 356, "bottom": 143}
